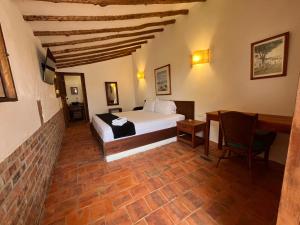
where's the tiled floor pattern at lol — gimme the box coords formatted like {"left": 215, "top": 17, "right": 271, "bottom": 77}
{"left": 41, "top": 123, "right": 284, "bottom": 225}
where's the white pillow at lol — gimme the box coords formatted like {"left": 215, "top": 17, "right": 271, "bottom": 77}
{"left": 143, "top": 99, "right": 156, "bottom": 112}
{"left": 155, "top": 100, "right": 177, "bottom": 115}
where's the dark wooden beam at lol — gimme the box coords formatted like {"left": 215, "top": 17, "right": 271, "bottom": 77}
{"left": 31, "top": 0, "right": 205, "bottom": 6}
{"left": 57, "top": 51, "right": 135, "bottom": 64}
{"left": 57, "top": 53, "right": 131, "bottom": 68}
{"left": 42, "top": 28, "right": 162, "bottom": 47}
{"left": 52, "top": 35, "right": 154, "bottom": 54}
{"left": 55, "top": 41, "right": 146, "bottom": 59}
{"left": 57, "top": 50, "right": 133, "bottom": 64}
{"left": 34, "top": 20, "right": 175, "bottom": 36}
{"left": 55, "top": 46, "right": 139, "bottom": 63}
{"left": 24, "top": 10, "right": 189, "bottom": 21}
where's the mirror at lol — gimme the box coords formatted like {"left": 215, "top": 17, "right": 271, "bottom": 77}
{"left": 105, "top": 82, "right": 119, "bottom": 106}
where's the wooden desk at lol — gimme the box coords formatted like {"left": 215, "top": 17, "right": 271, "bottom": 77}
{"left": 204, "top": 110, "right": 293, "bottom": 155}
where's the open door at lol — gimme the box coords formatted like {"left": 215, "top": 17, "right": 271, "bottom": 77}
{"left": 276, "top": 78, "right": 300, "bottom": 225}
{"left": 56, "top": 73, "right": 70, "bottom": 127}
{"left": 56, "top": 72, "right": 90, "bottom": 126}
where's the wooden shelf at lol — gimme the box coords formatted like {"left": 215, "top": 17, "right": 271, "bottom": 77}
{"left": 177, "top": 133, "right": 204, "bottom": 146}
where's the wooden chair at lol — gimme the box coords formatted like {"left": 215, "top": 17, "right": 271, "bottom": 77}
{"left": 217, "top": 111, "right": 276, "bottom": 169}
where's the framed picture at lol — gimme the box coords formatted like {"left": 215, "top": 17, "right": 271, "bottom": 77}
{"left": 154, "top": 64, "right": 171, "bottom": 95}
{"left": 251, "top": 32, "right": 289, "bottom": 80}
{"left": 0, "top": 24, "right": 17, "bottom": 102}
{"left": 70, "top": 87, "right": 78, "bottom": 95}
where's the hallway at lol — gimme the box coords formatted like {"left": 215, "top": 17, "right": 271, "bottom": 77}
{"left": 41, "top": 123, "right": 284, "bottom": 225}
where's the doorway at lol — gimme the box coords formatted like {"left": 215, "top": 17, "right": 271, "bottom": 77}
{"left": 56, "top": 72, "right": 89, "bottom": 127}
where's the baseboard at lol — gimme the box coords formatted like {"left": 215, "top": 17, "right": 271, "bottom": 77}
{"left": 106, "top": 137, "right": 177, "bottom": 162}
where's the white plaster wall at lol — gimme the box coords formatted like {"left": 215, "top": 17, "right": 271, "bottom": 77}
{"left": 0, "top": 0, "right": 61, "bottom": 162}
{"left": 64, "top": 76, "right": 83, "bottom": 104}
{"left": 132, "top": 0, "right": 300, "bottom": 164}
{"left": 57, "top": 56, "right": 136, "bottom": 119}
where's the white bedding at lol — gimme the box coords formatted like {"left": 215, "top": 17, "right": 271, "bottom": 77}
{"left": 92, "top": 110, "right": 185, "bottom": 142}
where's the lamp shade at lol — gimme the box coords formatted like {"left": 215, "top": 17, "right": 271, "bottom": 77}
{"left": 192, "top": 49, "right": 210, "bottom": 65}
{"left": 137, "top": 71, "right": 145, "bottom": 79}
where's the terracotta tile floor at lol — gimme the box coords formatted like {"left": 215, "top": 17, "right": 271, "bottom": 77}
{"left": 41, "top": 123, "right": 284, "bottom": 225}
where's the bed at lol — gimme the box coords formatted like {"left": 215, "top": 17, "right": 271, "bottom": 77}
{"left": 90, "top": 100, "right": 194, "bottom": 161}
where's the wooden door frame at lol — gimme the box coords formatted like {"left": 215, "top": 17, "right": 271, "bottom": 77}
{"left": 56, "top": 72, "right": 90, "bottom": 123}
{"left": 276, "top": 78, "right": 300, "bottom": 225}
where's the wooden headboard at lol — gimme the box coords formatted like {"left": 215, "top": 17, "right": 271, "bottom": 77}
{"left": 174, "top": 101, "right": 195, "bottom": 120}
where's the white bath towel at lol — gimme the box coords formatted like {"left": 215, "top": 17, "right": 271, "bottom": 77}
{"left": 112, "top": 117, "right": 127, "bottom": 126}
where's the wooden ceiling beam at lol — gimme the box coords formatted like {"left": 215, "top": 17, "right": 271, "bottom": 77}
{"left": 57, "top": 52, "right": 131, "bottom": 68}
{"left": 34, "top": 19, "right": 175, "bottom": 36}
{"left": 55, "top": 46, "right": 139, "bottom": 63}
{"left": 31, "top": 0, "right": 206, "bottom": 6}
{"left": 52, "top": 35, "right": 154, "bottom": 54}
{"left": 24, "top": 10, "right": 189, "bottom": 21}
{"left": 56, "top": 51, "right": 135, "bottom": 65}
{"left": 55, "top": 41, "right": 146, "bottom": 59}
{"left": 57, "top": 50, "right": 133, "bottom": 64}
{"left": 42, "top": 28, "right": 162, "bottom": 47}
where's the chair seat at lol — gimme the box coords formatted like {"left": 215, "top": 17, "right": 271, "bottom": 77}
{"left": 228, "top": 131, "right": 276, "bottom": 154}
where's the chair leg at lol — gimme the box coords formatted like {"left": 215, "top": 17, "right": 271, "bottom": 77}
{"left": 264, "top": 148, "right": 270, "bottom": 166}
{"left": 217, "top": 149, "right": 227, "bottom": 167}
{"left": 248, "top": 153, "right": 252, "bottom": 170}
{"left": 228, "top": 150, "right": 232, "bottom": 157}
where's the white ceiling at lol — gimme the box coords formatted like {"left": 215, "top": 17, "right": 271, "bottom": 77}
{"left": 14, "top": 0, "right": 202, "bottom": 65}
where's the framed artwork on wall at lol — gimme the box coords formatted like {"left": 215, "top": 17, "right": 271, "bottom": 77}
{"left": 251, "top": 32, "right": 289, "bottom": 80}
{"left": 154, "top": 64, "right": 171, "bottom": 95}
{"left": 0, "top": 24, "right": 17, "bottom": 102}
{"left": 70, "top": 87, "right": 78, "bottom": 95}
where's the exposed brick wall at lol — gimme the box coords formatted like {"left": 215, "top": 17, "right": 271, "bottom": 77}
{"left": 0, "top": 110, "right": 65, "bottom": 225}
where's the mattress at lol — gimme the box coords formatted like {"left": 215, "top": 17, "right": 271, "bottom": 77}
{"left": 92, "top": 110, "right": 185, "bottom": 142}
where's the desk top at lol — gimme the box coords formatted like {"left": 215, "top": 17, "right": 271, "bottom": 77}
{"left": 206, "top": 110, "right": 293, "bottom": 134}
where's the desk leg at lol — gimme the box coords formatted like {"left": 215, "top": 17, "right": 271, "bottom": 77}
{"left": 204, "top": 119, "right": 210, "bottom": 155}
{"left": 218, "top": 123, "right": 223, "bottom": 149}
{"left": 192, "top": 129, "right": 195, "bottom": 148}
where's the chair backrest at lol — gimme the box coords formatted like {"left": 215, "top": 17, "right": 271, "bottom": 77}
{"left": 219, "top": 111, "right": 258, "bottom": 149}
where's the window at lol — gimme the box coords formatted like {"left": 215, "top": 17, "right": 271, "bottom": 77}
{"left": 0, "top": 24, "right": 17, "bottom": 102}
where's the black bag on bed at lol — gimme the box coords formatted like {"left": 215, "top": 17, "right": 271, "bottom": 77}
{"left": 96, "top": 113, "right": 136, "bottom": 139}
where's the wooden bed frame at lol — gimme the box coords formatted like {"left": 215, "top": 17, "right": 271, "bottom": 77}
{"left": 90, "top": 101, "right": 194, "bottom": 157}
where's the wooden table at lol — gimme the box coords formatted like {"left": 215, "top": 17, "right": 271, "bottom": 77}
{"left": 177, "top": 120, "right": 206, "bottom": 148}
{"left": 204, "top": 110, "right": 293, "bottom": 155}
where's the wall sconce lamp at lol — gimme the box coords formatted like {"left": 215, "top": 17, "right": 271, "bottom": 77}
{"left": 191, "top": 49, "right": 210, "bottom": 65}
{"left": 137, "top": 71, "right": 145, "bottom": 79}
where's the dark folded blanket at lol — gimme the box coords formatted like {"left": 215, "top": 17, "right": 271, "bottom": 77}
{"left": 96, "top": 113, "right": 136, "bottom": 139}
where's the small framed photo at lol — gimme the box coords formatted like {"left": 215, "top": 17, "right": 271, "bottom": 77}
{"left": 251, "top": 32, "right": 289, "bottom": 80}
{"left": 70, "top": 87, "right": 78, "bottom": 95}
{"left": 154, "top": 64, "right": 171, "bottom": 95}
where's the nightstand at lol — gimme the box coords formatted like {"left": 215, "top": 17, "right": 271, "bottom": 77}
{"left": 177, "top": 120, "right": 207, "bottom": 148}
{"left": 109, "top": 107, "right": 122, "bottom": 113}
